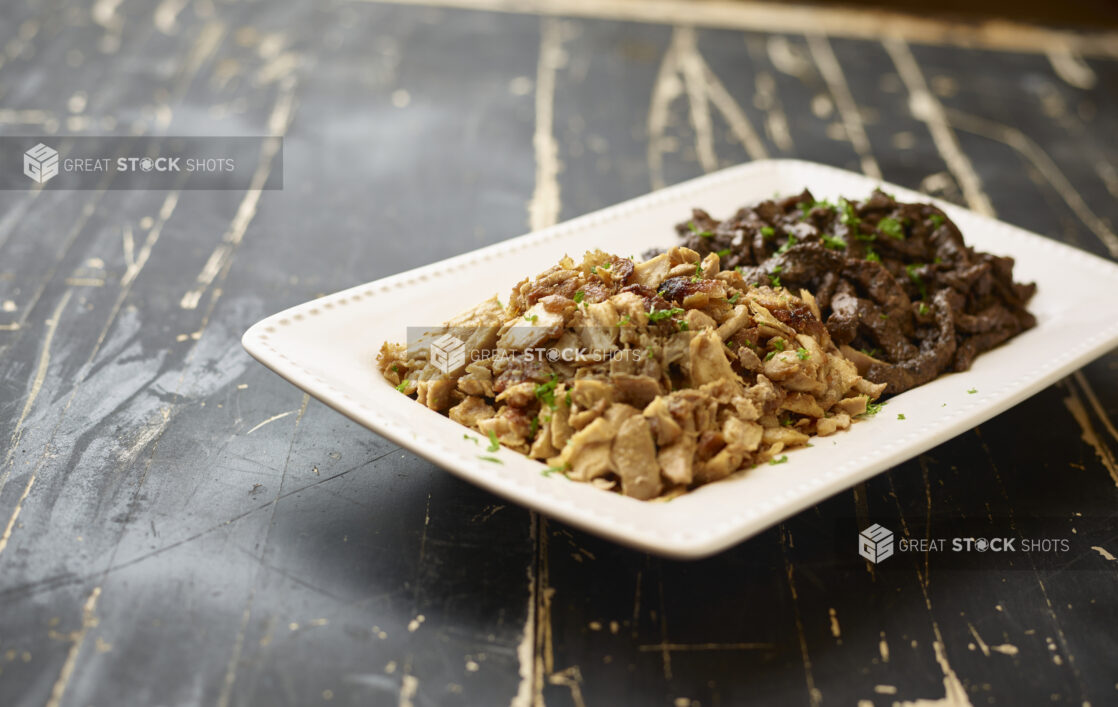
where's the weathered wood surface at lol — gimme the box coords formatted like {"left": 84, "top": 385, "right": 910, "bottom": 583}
{"left": 1, "top": 1, "right": 1117, "bottom": 705}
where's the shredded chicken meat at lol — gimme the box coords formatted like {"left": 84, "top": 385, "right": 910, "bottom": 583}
{"left": 379, "top": 248, "right": 885, "bottom": 500}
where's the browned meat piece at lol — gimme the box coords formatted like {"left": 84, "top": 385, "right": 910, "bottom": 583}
{"left": 666, "top": 189, "right": 1036, "bottom": 394}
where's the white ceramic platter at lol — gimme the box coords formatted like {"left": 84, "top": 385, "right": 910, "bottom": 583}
{"left": 243, "top": 159, "right": 1118, "bottom": 558}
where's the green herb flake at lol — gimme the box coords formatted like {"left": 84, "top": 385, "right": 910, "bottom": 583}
{"left": 770, "top": 275, "right": 782, "bottom": 288}
{"left": 838, "top": 197, "right": 860, "bottom": 226}
{"left": 463, "top": 434, "right": 478, "bottom": 444}
{"left": 865, "top": 248, "right": 881, "bottom": 263}
{"left": 678, "top": 320, "right": 689, "bottom": 331}
{"left": 906, "top": 263, "right": 928, "bottom": 298}
{"left": 929, "top": 214, "right": 946, "bottom": 228}
{"left": 486, "top": 429, "right": 500, "bottom": 452}
{"left": 716, "top": 248, "right": 731, "bottom": 258}
{"left": 776, "top": 233, "right": 798, "bottom": 255}
{"left": 862, "top": 400, "right": 887, "bottom": 417}
{"left": 392, "top": 364, "right": 399, "bottom": 373}
{"left": 478, "top": 455, "right": 503, "bottom": 464}
{"left": 769, "top": 455, "right": 789, "bottom": 465}
{"left": 796, "top": 347, "right": 809, "bottom": 360}
{"left": 878, "top": 217, "right": 905, "bottom": 240}
{"left": 542, "top": 464, "right": 569, "bottom": 477}
{"left": 524, "top": 313, "right": 538, "bottom": 323}
{"left": 728, "top": 292, "right": 741, "bottom": 305}
{"left": 573, "top": 291, "right": 584, "bottom": 304}
{"left": 821, "top": 233, "right": 847, "bottom": 250}
{"left": 395, "top": 379, "right": 410, "bottom": 393}
{"left": 772, "top": 338, "right": 785, "bottom": 351}
{"left": 535, "top": 373, "right": 559, "bottom": 409}
{"left": 618, "top": 314, "right": 631, "bottom": 326}
{"left": 918, "top": 303, "right": 930, "bottom": 316}
{"left": 967, "top": 387, "right": 978, "bottom": 394}
{"left": 897, "top": 413, "right": 906, "bottom": 420}
{"left": 648, "top": 307, "right": 685, "bottom": 323}
{"left": 760, "top": 226, "right": 775, "bottom": 239}
{"left": 764, "top": 351, "right": 776, "bottom": 361}
{"left": 530, "top": 416, "right": 540, "bottom": 438}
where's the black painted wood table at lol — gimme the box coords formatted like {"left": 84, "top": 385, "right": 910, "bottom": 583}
{"left": 2, "top": 1, "right": 1117, "bottom": 705}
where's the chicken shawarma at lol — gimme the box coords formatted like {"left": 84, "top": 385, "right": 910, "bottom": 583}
{"left": 379, "top": 248, "right": 885, "bottom": 500}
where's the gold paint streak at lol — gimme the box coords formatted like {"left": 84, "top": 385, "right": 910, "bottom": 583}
{"left": 780, "top": 527, "right": 822, "bottom": 707}
{"left": 1063, "top": 383, "right": 1118, "bottom": 487}
{"left": 884, "top": 38, "right": 995, "bottom": 217}
{"left": 154, "top": 0, "right": 188, "bottom": 34}
{"left": 0, "top": 289, "right": 73, "bottom": 507}
{"left": 215, "top": 601, "right": 253, "bottom": 707}
{"left": 547, "top": 666, "right": 586, "bottom": 707}
{"left": 527, "top": 18, "right": 564, "bottom": 231}
{"left": 879, "top": 632, "right": 890, "bottom": 662}
{"left": 181, "top": 83, "right": 294, "bottom": 309}
{"left": 245, "top": 409, "right": 297, "bottom": 435}
{"left": 657, "top": 575, "right": 671, "bottom": 680}
{"left": 647, "top": 29, "right": 682, "bottom": 190}
{"left": 698, "top": 51, "right": 767, "bottom": 161}
{"left": 349, "top": 0, "right": 1118, "bottom": 58}
{"left": 1072, "top": 372, "right": 1118, "bottom": 445}
{"left": 1046, "top": 47, "right": 1096, "bottom": 89}
{"left": 967, "top": 623, "right": 990, "bottom": 656}
{"left": 532, "top": 518, "right": 554, "bottom": 707}
{"left": 63, "top": 278, "right": 105, "bottom": 287}
{"left": 991, "top": 643, "right": 1019, "bottom": 656}
{"left": 124, "top": 193, "right": 179, "bottom": 286}
{"left": 893, "top": 639, "right": 974, "bottom": 707}
{"left": 509, "top": 514, "right": 536, "bottom": 707}
{"left": 828, "top": 607, "right": 841, "bottom": 640}
{"left": 676, "top": 28, "right": 718, "bottom": 174}
{"left": 943, "top": 109, "right": 1118, "bottom": 257}
{"left": 806, "top": 33, "right": 881, "bottom": 179}
{"left": 637, "top": 641, "right": 773, "bottom": 652}
{"left": 44, "top": 586, "right": 102, "bottom": 707}
{"left": 1090, "top": 546, "right": 1116, "bottom": 561}
{"left": 399, "top": 674, "right": 419, "bottom": 707}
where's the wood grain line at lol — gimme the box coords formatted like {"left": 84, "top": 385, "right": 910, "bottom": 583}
{"left": 884, "top": 38, "right": 995, "bottom": 218}
{"left": 806, "top": 33, "right": 882, "bottom": 179}
{"left": 351, "top": 0, "right": 1118, "bottom": 58}
{"left": 527, "top": 17, "right": 564, "bottom": 231}
{"left": 44, "top": 585, "right": 102, "bottom": 707}
{"left": 779, "top": 526, "right": 822, "bottom": 707}
{"left": 943, "top": 108, "right": 1118, "bottom": 258}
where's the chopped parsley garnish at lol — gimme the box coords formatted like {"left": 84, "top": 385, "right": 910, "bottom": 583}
{"left": 865, "top": 248, "right": 881, "bottom": 263}
{"left": 967, "top": 387, "right": 978, "bottom": 394}
{"left": 728, "top": 292, "right": 740, "bottom": 305}
{"left": 524, "top": 313, "right": 538, "bottom": 323}
{"left": 917, "top": 302, "right": 930, "bottom": 316}
{"left": 565, "top": 390, "right": 572, "bottom": 406}
{"left": 395, "top": 379, "right": 410, "bottom": 393}
{"left": 821, "top": 233, "right": 847, "bottom": 250}
{"left": 529, "top": 417, "right": 539, "bottom": 438}
{"left": 859, "top": 347, "right": 880, "bottom": 358}
{"left": 477, "top": 455, "right": 503, "bottom": 464}
{"left": 392, "top": 364, "right": 399, "bottom": 373}
{"left": 838, "top": 197, "right": 860, "bottom": 226}
{"left": 796, "top": 347, "right": 809, "bottom": 360}
{"left": 535, "top": 374, "right": 559, "bottom": 409}
{"left": 760, "top": 226, "right": 775, "bottom": 239}
{"left": 879, "top": 313, "right": 889, "bottom": 320}
{"left": 855, "top": 231, "right": 877, "bottom": 242}
{"left": 771, "top": 338, "right": 785, "bottom": 351}
{"left": 677, "top": 320, "right": 689, "bottom": 331}
{"left": 618, "top": 314, "right": 630, "bottom": 326}
{"left": 929, "top": 214, "right": 945, "bottom": 228}
{"left": 542, "top": 464, "right": 568, "bottom": 477}
{"left": 906, "top": 263, "right": 928, "bottom": 298}
{"left": 878, "top": 217, "right": 904, "bottom": 240}
{"left": 769, "top": 455, "right": 789, "bottom": 465}
{"left": 897, "top": 413, "right": 906, "bottom": 420}
{"left": 486, "top": 429, "right": 500, "bottom": 452}
{"left": 716, "top": 248, "right": 731, "bottom": 258}
{"left": 687, "top": 221, "right": 714, "bottom": 238}
{"left": 648, "top": 307, "right": 685, "bottom": 323}
{"left": 862, "top": 400, "right": 887, "bottom": 417}
{"left": 776, "top": 233, "right": 798, "bottom": 255}
{"left": 463, "top": 434, "right": 478, "bottom": 444}
{"left": 764, "top": 351, "right": 776, "bottom": 361}
{"left": 691, "top": 262, "right": 703, "bottom": 282}
{"left": 770, "top": 274, "right": 782, "bottom": 288}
